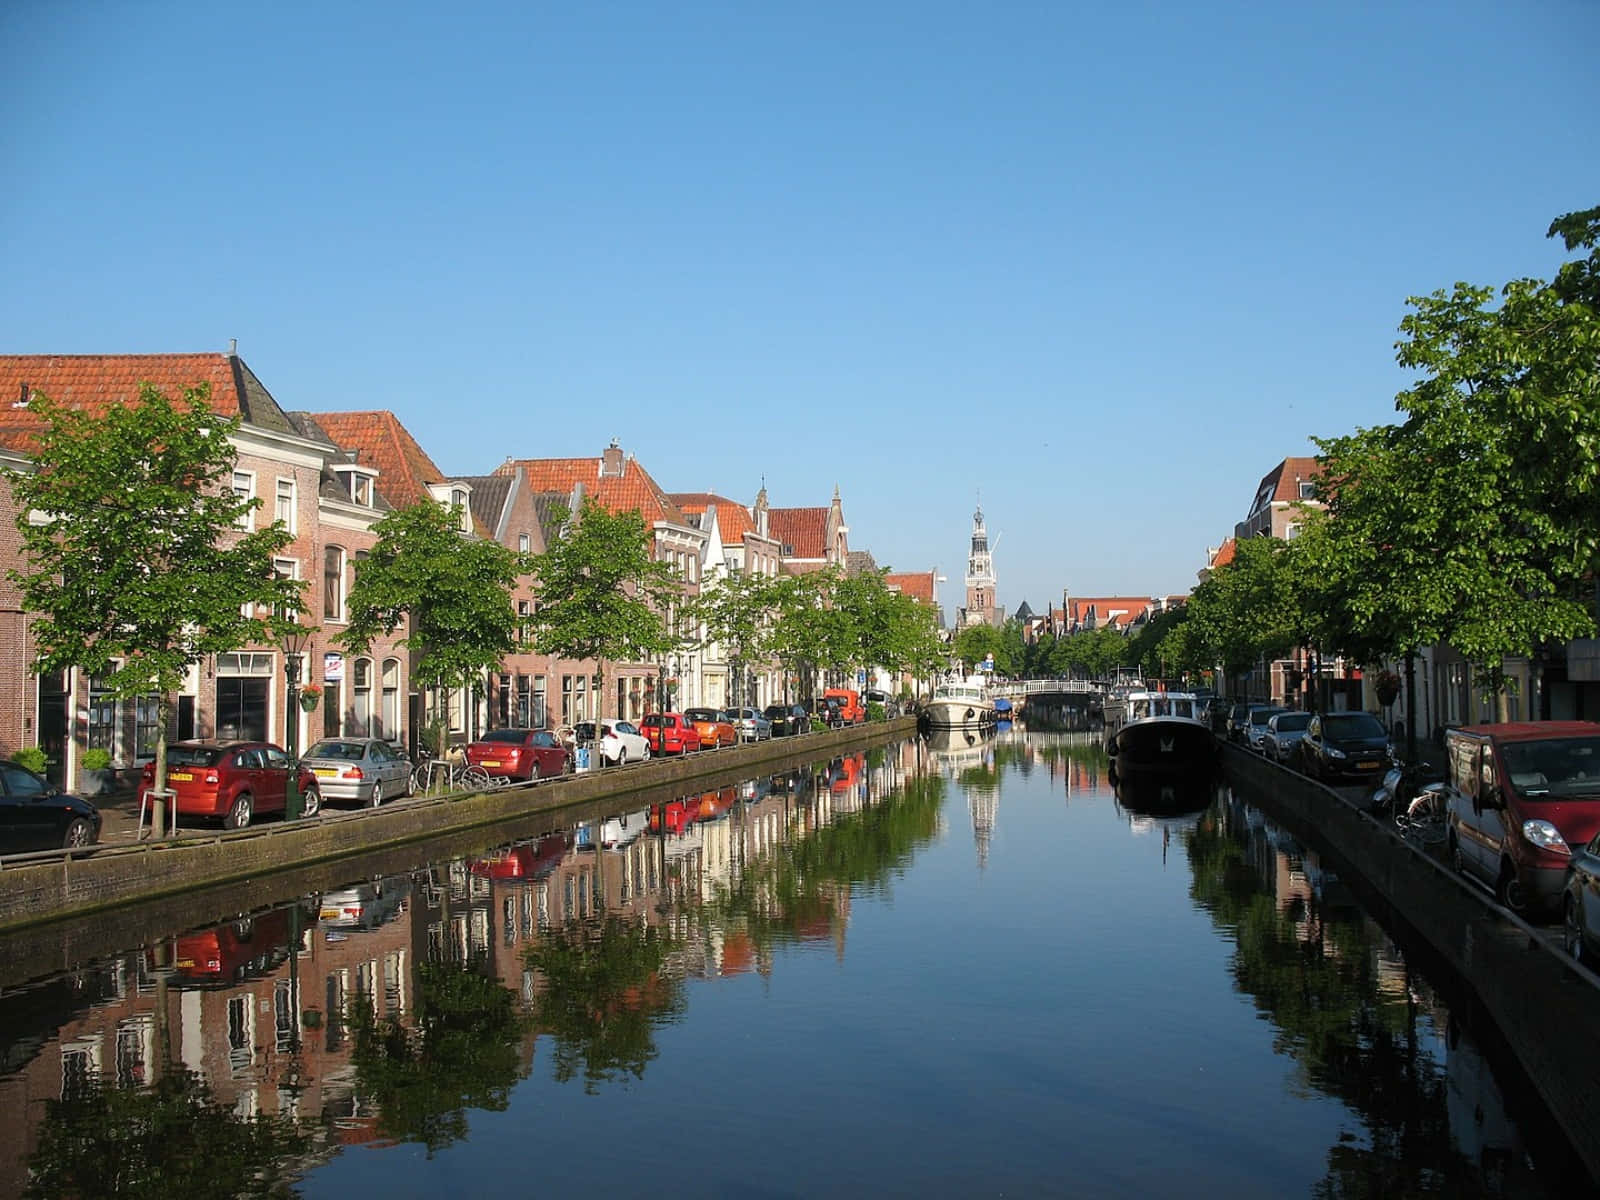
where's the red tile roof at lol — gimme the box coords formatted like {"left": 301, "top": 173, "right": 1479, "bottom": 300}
{"left": 499, "top": 456, "right": 687, "bottom": 526}
{"left": 670, "top": 493, "right": 756, "bottom": 544}
{"left": 309, "top": 410, "right": 453, "bottom": 512}
{"left": 884, "top": 571, "right": 935, "bottom": 605}
{"left": 0, "top": 353, "right": 294, "bottom": 452}
{"left": 1068, "top": 596, "right": 1154, "bottom": 625}
{"left": 1210, "top": 538, "right": 1237, "bottom": 569}
{"left": 767, "top": 507, "right": 829, "bottom": 559}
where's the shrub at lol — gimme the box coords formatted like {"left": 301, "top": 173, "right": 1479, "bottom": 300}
{"left": 810, "top": 717, "right": 829, "bottom": 734}
{"left": 15, "top": 746, "right": 48, "bottom": 774}
{"left": 866, "top": 701, "right": 887, "bottom": 723}
{"left": 81, "top": 747, "right": 113, "bottom": 770}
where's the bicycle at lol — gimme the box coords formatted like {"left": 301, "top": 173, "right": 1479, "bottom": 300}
{"left": 411, "top": 749, "right": 492, "bottom": 795}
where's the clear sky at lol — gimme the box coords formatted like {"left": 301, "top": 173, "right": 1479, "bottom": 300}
{"left": 5, "top": 1, "right": 1597, "bottom": 620}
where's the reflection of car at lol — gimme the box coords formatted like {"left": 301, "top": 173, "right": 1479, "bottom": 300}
{"left": 470, "top": 832, "right": 571, "bottom": 880}
{"left": 729, "top": 707, "right": 772, "bottom": 741}
{"left": 641, "top": 713, "right": 702, "bottom": 755}
{"left": 166, "top": 905, "right": 305, "bottom": 986}
{"left": 650, "top": 799, "right": 693, "bottom": 835}
{"left": 684, "top": 708, "right": 737, "bottom": 749}
{"left": 1444, "top": 722, "right": 1600, "bottom": 916}
{"left": 301, "top": 738, "right": 412, "bottom": 807}
{"left": 1564, "top": 831, "right": 1600, "bottom": 963}
{"left": 764, "top": 703, "right": 810, "bottom": 737}
{"left": 141, "top": 740, "right": 320, "bottom": 828}
{"left": 464, "top": 728, "right": 570, "bottom": 781}
{"left": 689, "top": 787, "right": 736, "bottom": 823}
{"left": 1262, "top": 711, "right": 1311, "bottom": 764}
{"left": 0, "top": 760, "right": 101, "bottom": 851}
{"left": 319, "top": 875, "right": 409, "bottom": 931}
{"left": 574, "top": 719, "right": 652, "bottom": 766}
{"left": 1298, "top": 712, "right": 1391, "bottom": 782}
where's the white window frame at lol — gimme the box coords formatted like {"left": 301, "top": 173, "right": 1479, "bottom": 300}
{"left": 232, "top": 470, "right": 256, "bottom": 531}
{"left": 275, "top": 477, "right": 296, "bottom": 533}
{"left": 324, "top": 546, "right": 346, "bottom": 623}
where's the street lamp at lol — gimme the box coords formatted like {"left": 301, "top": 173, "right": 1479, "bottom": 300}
{"left": 280, "top": 624, "right": 311, "bottom": 820}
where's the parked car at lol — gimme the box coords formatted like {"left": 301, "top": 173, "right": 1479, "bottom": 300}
{"left": 684, "top": 707, "right": 737, "bottom": 749}
{"left": 0, "top": 760, "right": 101, "bottom": 852}
{"left": 1563, "top": 830, "right": 1600, "bottom": 963}
{"left": 464, "top": 728, "right": 571, "bottom": 781}
{"left": 301, "top": 737, "right": 412, "bottom": 807}
{"left": 813, "top": 697, "right": 845, "bottom": 728}
{"left": 641, "top": 712, "right": 703, "bottom": 755}
{"left": 141, "top": 740, "right": 320, "bottom": 829}
{"left": 1444, "top": 721, "right": 1600, "bottom": 916}
{"left": 1243, "top": 705, "right": 1289, "bottom": 753}
{"left": 729, "top": 707, "right": 772, "bottom": 742}
{"left": 1297, "top": 711, "right": 1391, "bottom": 783}
{"left": 574, "top": 718, "right": 652, "bottom": 766}
{"left": 1226, "top": 702, "right": 1254, "bottom": 743}
{"left": 764, "top": 703, "right": 810, "bottom": 737}
{"left": 1262, "top": 711, "right": 1312, "bottom": 764}
{"left": 823, "top": 687, "right": 865, "bottom": 724}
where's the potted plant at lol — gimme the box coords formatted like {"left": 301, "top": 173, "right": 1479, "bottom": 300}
{"left": 14, "top": 746, "right": 47, "bottom": 775}
{"left": 80, "top": 746, "right": 113, "bottom": 797}
{"left": 299, "top": 682, "right": 322, "bottom": 713}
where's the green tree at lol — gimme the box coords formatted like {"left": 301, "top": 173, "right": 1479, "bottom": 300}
{"left": 5, "top": 383, "right": 301, "bottom": 815}
{"left": 340, "top": 500, "right": 523, "bottom": 753}
{"left": 689, "top": 566, "right": 777, "bottom": 709}
{"left": 1048, "top": 626, "right": 1126, "bottom": 679}
{"left": 1182, "top": 536, "right": 1305, "bottom": 690}
{"left": 527, "top": 497, "right": 679, "bottom": 736}
{"left": 766, "top": 571, "right": 832, "bottom": 701}
{"left": 1125, "top": 606, "right": 1189, "bottom": 681}
{"left": 951, "top": 623, "right": 1004, "bottom": 674}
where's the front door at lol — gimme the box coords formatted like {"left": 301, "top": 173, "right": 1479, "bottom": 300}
{"left": 37, "top": 670, "right": 68, "bottom": 789}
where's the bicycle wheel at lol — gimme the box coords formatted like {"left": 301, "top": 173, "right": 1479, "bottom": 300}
{"left": 461, "top": 764, "right": 491, "bottom": 790}
{"left": 412, "top": 763, "right": 434, "bottom": 794}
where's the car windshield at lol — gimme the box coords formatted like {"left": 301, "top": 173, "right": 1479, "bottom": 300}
{"left": 1249, "top": 709, "right": 1285, "bottom": 727}
{"left": 1500, "top": 736, "right": 1600, "bottom": 797}
{"left": 1323, "top": 713, "right": 1386, "bottom": 739}
{"left": 305, "top": 740, "right": 367, "bottom": 760}
{"left": 573, "top": 723, "right": 596, "bottom": 741}
{"left": 480, "top": 729, "right": 531, "bottom": 744}
{"left": 1273, "top": 714, "right": 1311, "bottom": 733}
{"left": 685, "top": 709, "right": 717, "bottom": 722}
{"left": 168, "top": 745, "right": 225, "bottom": 767}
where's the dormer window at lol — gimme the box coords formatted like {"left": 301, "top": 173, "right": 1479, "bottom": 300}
{"left": 427, "top": 482, "right": 472, "bottom": 532}
{"left": 332, "top": 463, "right": 378, "bottom": 509}
{"left": 1298, "top": 480, "right": 1316, "bottom": 500}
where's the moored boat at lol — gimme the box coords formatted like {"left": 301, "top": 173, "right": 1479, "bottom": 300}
{"left": 924, "top": 678, "right": 996, "bottom": 728}
{"left": 1103, "top": 688, "right": 1215, "bottom": 773}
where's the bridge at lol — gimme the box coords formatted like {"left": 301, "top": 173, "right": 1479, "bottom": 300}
{"left": 988, "top": 679, "right": 1102, "bottom": 699}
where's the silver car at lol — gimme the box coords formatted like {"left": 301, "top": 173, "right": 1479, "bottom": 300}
{"left": 301, "top": 738, "right": 412, "bottom": 807}
{"left": 1262, "top": 711, "right": 1311, "bottom": 763}
{"left": 730, "top": 706, "right": 772, "bottom": 741}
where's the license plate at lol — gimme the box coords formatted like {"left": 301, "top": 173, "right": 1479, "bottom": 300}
{"left": 482, "top": 760, "right": 500, "bottom": 768}
{"left": 169, "top": 772, "right": 193, "bottom": 781}
{"left": 176, "top": 958, "right": 195, "bottom": 969}
{"left": 319, "top": 909, "right": 340, "bottom": 922}
{"left": 1358, "top": 760, "right": 1381, "bottom": 770}
{"left": 313, "top": 768, "right": 336, "bottom": 778}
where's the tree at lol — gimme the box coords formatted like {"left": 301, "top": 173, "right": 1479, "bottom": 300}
{"left": 689, "top": 566, "right": 777, "bottom": 709}
{"left": 527, "top": 497, "right": 678, "bottom": 737}
{"left": 340, "top": 500, "right": 523, "bottom": 753}
{"left": 5, "top": 383, "right": 301, "bottom": 819}
{"left": 766, "top": 571, "right": 833, "bottom": 702}
{"left": 1181, "top": 536, "right": 1305, "bottom": 690}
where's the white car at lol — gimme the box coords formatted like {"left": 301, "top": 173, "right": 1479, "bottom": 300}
{"left": 576, "top": 718, "right": 652, "bottom": 766}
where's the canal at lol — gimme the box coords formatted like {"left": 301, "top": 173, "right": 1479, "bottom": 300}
{"left": 0, "top": 729, "right": 1591, "bottom": 1196}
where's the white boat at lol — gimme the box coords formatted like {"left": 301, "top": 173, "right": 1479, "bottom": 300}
{"left": 923, "top": 678, "right": 996, "bottom": 728}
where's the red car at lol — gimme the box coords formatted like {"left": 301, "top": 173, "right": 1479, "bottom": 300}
{"left": 141, "top": 740, "right": 320, "bottom": 829}
{"left": 464, "top": 728, "right": 571, "bottom": 781}
{"left": 641, "top": 712, "right": 702, "bottom": 755}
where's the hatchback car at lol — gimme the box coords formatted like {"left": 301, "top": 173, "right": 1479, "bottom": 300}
{"left": 142, "top": 740, "right": 320, "bottom": 829}
{"left": 1226, "top": 702, "right": 1254, "bottom": 743}
{"left": 684, "top": 707, "right": 737, "bottom": 749}
{"left": 729, "top": 706, "right": 772, "bottom": 742}
{"left": 574, "top": 718, "right": 652, "bottom": 766}
{"left": 464, "top": 728, "right": 571, "bottom": 781}
{"left": 1262, "top": 711, "right": 1312, "bottom": 764}
{"left": 0, "top": 760, "right": 101, "bottom": 852}
{"left": 1298, "top": 712, "right": 1391, "bottom": 782}
{"left": 764, "top": 703, "right": 810, "bottom": 737}
{"left": 1243, "top": 705, "right": 1288, "bottom": 754}
{"left": 301, "top": 737, "right": 412, "bottom": 807}
{"left": 641, "top": 712, "right": 703, "bottom": 755}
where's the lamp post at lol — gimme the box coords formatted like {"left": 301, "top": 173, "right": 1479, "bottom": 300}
{"left": 280, "top": 625, "right": 311, "bottom": 820}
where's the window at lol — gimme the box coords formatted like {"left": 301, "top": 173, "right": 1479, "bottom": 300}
{"left": 518, "top": 599, "right": 531, "bottom": 644}
{"left": 561, "top": 675, "right": 575, "bottom": 726}
{"left": 518, "top": 533, "right": 530, "bottom": 553}
{"left": 352, "top": 474, "right": 372, "bottom": 506}
{"left": 381, "top": 659, "right": 400, "bottom": 740}
{"left": 231, "top": 471, "right": 256, "bottom": 530}
{"left": 533, "top": 676, "right": 547, "bottom": 727}
{"left": 353, "top": 658, "right": 373, "bottom": 736}
{"left": 275, "top": 477, "right": 296, "bottom": 531}
{"left": 1298, "top": 480, "right": 1316, "bottom": 500}
{"left": 324, "top": 546, "right": 346, "bottom": 621}
{"left": 451, "top": 488, "right": 469, "bottom": 531}
{"left": 86, "top": 673, "right": 116, "bottom": 752}
{"left": 135, "top": 695, "right": 161, "bottom": 759}
{"left": 1284, "top": 523, "right": 1301, "bottom": 540}
{"left": 323, "top": 680, "right": 342, "bottom": 737}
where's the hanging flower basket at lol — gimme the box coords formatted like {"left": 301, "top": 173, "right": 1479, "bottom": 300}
{"left": 299, "top": 684, "right": 322, "bottom": 713}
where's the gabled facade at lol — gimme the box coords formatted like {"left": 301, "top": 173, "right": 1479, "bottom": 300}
{"left": 767, "top": 487, "right": 848, "bottom": 575}
{"left": 1235, "top": 456, "right": 1323, "bottom": 542}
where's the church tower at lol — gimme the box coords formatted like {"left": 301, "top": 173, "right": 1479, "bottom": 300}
{"left": 963, "top": 504, "right": 998, "bottom": 627}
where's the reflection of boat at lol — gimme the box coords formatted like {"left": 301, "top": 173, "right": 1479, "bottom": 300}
{"left": 1114, "top": 769, "right": 1217, "bottom": 817}
{"left": 1103, "top": 689, "right": 1215, "bottom": 772}
{"left": 924, "top": 678, "right": 996, "bottom": 728}
{"left": 992, "top": 697, "right": 1013, "bottom": 718}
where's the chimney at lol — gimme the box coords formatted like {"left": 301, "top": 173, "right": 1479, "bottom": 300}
{"left": 227, "top": 338, "right": 237, "bottom": 358}
{"left": 600, "top": 439, "right": 624, "bottom": 478}
{"left": 14, "top": 382, "right": 28, "bottom": 409}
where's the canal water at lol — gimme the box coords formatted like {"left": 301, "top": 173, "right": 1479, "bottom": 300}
{"left": 0, "top": 729, "right": 1589, "bottom": 1197}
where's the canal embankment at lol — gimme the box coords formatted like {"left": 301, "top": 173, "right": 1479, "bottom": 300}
{"left": 0, "top": 719, "right": 916, "bottom": 938}
{"left": 1222, "top": 742, "right": 1600, "bottom": 1180}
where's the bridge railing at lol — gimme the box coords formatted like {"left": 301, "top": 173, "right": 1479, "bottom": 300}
{"left": 988, "top": 679, "right": 1103, "bottom": 697}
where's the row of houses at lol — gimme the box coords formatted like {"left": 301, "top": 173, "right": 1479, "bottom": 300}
{"left": 0, "top": 350, "right": 940, "bottom": 793}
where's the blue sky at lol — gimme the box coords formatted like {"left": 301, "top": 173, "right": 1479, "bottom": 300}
{"left": 4, "top": 2, "right": 1597, "bottom": 618}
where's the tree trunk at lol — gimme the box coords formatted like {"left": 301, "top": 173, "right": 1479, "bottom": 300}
{"left": 1494, "top": 661, "right": 1511, "bottom": 724}
{"left": 153, "top": 693, "right": 173, "bottom": 838}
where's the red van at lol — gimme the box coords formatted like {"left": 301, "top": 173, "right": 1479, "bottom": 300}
{"left": 1444, "top": 722, "right": 1600, "bottom": 915}
{"left": 823, "top": 688, "right": 865, "bottom": 724}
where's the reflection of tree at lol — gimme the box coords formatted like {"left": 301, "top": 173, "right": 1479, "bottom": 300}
{"left": 525, "top": 918, "right": 685, "bottom": 1091}
{"left": 25, "top": 1067, "right": 308, "bottom": 1198}
{"left": 1032, "top": 736, "right": 1108, "bottom": 770}
{"left": 351, "top": 963, "right": 527, "bottom": 1154}
{"left": 1185, "top": 813, "right": 1509, "bottom": 1195}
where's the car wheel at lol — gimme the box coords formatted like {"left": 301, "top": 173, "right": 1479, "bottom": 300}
{"left": 1564, "top": 894, "right": 1587, "bottom": 963}
{"left": 369, "top": 782, "right": 384, "bottom": 807}
{"left": 1495, "top": 862, "right": 1528, "bottom": 915}
{"left": 225, "top": 792, "right": 253, "bottom": 830}
{"left": 616, "top": 747, "right": 627, "bottom": 766}
{"left": 62, "top": 817, "right": 95, "bottom": 849}
{"left": 300, "top": 786, "right": 321, "bottom": 818}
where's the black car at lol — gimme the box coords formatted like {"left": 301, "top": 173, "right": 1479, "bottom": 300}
{"left": 0, "top": 760, "right": 101, "bottom": 852}
{"left": 1298, "top": 712, "right": 1392, "bottom": 782}
{"left": 764, "top": 703, "right": 810, "bottom": 737}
